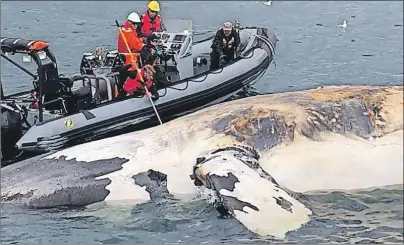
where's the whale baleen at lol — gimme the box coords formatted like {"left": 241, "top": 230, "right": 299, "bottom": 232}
{"left": 1, "top": 85, "right": 402, "bottom": 237}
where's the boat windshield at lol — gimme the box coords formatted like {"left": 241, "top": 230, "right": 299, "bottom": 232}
{"left": 163, "top": 19, "right": 193, "bottom": 34}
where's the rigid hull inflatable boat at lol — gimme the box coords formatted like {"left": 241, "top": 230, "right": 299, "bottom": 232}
{"left": 1, "top": 19, "right": 277, "bottom": 158}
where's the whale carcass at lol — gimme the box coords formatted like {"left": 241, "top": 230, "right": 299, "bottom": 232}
{"left": 2, "top": 85, "right": 403, "bottom": 238}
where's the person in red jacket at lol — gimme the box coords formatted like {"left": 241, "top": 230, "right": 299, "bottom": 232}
{"left": 121, "top": 53, "right": 159, "bottom": 101}
{"left": 117, "top": 12, "right": 145, "bottom": 53}
{"left": 139, "top": 0, "right": 166, "bottom": 37}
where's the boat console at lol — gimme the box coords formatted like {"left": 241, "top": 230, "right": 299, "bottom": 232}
{"left": 152, "top": 24, "right": 193, "bottom": 82}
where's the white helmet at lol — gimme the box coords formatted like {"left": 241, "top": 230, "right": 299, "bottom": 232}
{"left": 127, "top": 12, "right": 141, "bottom": 23}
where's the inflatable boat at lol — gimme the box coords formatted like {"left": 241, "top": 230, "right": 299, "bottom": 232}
{"left": 0, "top": 19, "right": 277, "bottom": 159}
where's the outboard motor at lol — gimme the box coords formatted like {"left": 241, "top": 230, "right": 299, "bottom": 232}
{"left": 1, "top": 105, "right": 23, "bottom": 161}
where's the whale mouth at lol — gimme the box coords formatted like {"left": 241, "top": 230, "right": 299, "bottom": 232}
{"left": 190, "top": 145, "right": 313, "bottom": 238}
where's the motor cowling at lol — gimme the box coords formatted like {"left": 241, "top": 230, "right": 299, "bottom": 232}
{"left": 1, "top": 107, "right": 23, "bottom": 161}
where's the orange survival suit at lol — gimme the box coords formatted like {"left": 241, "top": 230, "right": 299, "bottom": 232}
{"left": 117, "top": 21, "right": 145, "bottom": 53}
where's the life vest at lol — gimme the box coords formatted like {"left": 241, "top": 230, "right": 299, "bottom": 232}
{"left": 117, "top": 21, "right": 144, "bottom": 53}
{"left": 140, "top": 12, "right": 162, "bottom": 36}
{"left": 123, "top": 68, "right": 153, "bottom": 94}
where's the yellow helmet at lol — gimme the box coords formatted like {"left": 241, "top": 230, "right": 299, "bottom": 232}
{"left": 147, "top": 1, "right": 160, "bottom": 12}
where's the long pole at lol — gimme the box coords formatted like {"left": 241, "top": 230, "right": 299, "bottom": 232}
{"left": 115, "top": 20, "right": 163, "bottom": 125}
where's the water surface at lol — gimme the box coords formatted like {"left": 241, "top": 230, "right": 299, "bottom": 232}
{"left": 1, "top": 1, "right": 403, "bottom": 244}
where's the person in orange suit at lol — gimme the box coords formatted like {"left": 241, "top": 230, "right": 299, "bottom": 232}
{"left": 117, "top": 11, "right": 145, "bottom": 53}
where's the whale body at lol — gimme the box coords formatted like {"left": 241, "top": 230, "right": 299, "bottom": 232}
{"left": 190, "top": 145, "right": 312, "bottom": 238}
{"left": 1, "top": 85, "right": 402, "bottom": 236}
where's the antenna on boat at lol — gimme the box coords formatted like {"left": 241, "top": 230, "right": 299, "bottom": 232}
{"left": 115, "top": 20, "right": 163, "bottom": 125}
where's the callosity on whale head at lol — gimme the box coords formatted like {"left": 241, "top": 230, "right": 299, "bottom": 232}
{"left": 190, "top": 145, "right": 313, "bottom": 239}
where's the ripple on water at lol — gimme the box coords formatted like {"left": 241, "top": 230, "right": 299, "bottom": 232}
{"left": 1, "top": 186, "right": 402, "bottom": 244}
{"left": 1, "top": 0, "right": 403, "bottom": 244}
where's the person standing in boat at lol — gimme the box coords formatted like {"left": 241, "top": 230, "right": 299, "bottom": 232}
{"left": 209, "top": 22, "right": 240, "bottom": 70}
{"left": 140, "top": 33, "right": 170, "bottom": 85}
{"left": 139, "top": 0, "right": 167, "bottom": 38}
{"left": 117, "top": 11, "right": 147, "bottom": 97}
{"left": 117, "top": 11, "right": 145, "bottom": 53}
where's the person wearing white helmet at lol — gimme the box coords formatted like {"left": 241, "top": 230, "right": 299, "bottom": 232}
{"left": 117, "top": 11, "right": 145, "bottom": 53}
{"left": 117, "top": 11, "right": 150, "bottom": 98}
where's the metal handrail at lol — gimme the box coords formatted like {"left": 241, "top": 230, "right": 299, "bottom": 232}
{"left": 71, "top": 73, "right": 115, "bottom": 102}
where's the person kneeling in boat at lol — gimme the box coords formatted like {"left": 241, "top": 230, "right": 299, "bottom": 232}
{"left": 118, "top": 11, "right": 145, "bottom": 53}
{"left": 140, "top": 34, "right": 170, "bottom": 85}
{"left": 209, "top": 22, "right": 240, "bottom": 70}
{"left": 122, "top": 65, "right": 160, "bottom": 101}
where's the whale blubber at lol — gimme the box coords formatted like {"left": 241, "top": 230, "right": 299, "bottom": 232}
{"left": 208, "top": 85, "right": 403, "bottom": 152}
{"left": 309, "top": 85, "right": 403, "bottom": 136}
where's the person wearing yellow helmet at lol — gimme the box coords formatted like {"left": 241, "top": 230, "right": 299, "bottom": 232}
{"left": 139, "top": 0, "right": 166, "bottom": 37}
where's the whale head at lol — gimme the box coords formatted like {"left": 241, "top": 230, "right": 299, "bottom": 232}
{"left": 190, "top": 145, "right": 313, "bottom": 239}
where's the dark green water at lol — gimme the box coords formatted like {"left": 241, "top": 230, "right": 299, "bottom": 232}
{"left": 1, "top": 1, "right": 403, "bottom": 244}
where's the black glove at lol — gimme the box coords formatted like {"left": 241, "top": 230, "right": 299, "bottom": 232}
{"left": 220, "top": 55, "right": 227, "bottom": 64}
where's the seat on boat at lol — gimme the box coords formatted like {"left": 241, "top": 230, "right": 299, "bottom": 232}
{"left": 88, "top": 76, "right": 115, "bottom": 102}
{"left": 39, "top": 62, "right": 92, "bottom": 113}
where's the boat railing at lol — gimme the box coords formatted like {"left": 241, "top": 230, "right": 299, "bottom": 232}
{"left": 71, "top": 73, "right": 117, "bottom": 103}
{"left": 42, "top": 97, "right": 68, "bottom": 114}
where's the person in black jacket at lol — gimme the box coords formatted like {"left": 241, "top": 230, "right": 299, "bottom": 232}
{"left": 140, "top": 33, "right": 160, "bottom": 66}
{"left": 139, "top": 34, "right": 170, "bottom": 90}
{"left": 210, "top": 22, "right": 240, "bottom": 70}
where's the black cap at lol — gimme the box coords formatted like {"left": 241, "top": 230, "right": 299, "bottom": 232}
{"left": 147, "top": 34, "right": 159, "bottom": 43}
